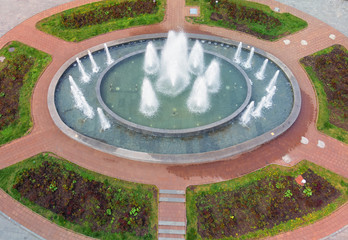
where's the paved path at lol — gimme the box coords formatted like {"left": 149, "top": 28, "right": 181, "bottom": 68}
{"left": 0, "top": 0, "right": 347, "bottom": 239}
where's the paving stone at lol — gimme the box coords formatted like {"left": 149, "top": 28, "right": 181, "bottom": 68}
{"left": 159, "top": 221, "right": 186, "bottom": 226}
{"left": 283, "top": 39, "right": 291, "bottom": 45}
{"left": 282, "top": 154, "right": 292, "bottom": 163}
{"left": 159, "top": 190, "right": 185, "bottom": 195}
{"left": 301, "top": 40, "right": 308, "bottom": 45}
{"left": 318, "top": 140, "right": 326, "bottom": 148}
{"left": 301, "top": 136, "right": 309, "bottom": 144}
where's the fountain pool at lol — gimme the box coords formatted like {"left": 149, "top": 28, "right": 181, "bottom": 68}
{"left": 49, "top": 32, "right": 301, "bottom": 163}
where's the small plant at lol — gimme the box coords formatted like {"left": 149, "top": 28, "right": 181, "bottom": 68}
{"left": 284, "top": 189, "right": 293, "bottom": 198}
{"left": 130, "top": 207, "right": 141, "bottom": 216}
{"left": 49, "top": 183, "right": 58, "bottom": 192}
{"left": 303, "top": 187, "right": 313, "bottom": 197}
{"left": 276, "top": 182, "right": 285, "bottom": 189}
{"left": 106, "top": 208, "right": 112, "bottom": 215}
{"left": 0, "top": 92, "right": 5, "bottom": 97}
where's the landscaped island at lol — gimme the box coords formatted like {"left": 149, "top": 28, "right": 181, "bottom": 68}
{"left": 0, "top": 153, "right": 158, "bottom": 239}
{"left": 301, "top": 44, "right": 348, "bottom": 143}
{"left": 186, "top": 0, "right": 307, "bottom": 40}
{"left": 37, "top": 0, "right": 166, "bottom": 42}
{"left": 0, "top": 42, "right": 51, "bottom": 146}
{"left": 186, "top": 161, "right": 348, "bottom": 239}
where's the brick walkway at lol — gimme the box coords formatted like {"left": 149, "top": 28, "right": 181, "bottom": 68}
{"left": 0, "top": 0, "right": 347, "bottom": 239}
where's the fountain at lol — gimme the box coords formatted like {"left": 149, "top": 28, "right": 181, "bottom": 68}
{"left": 233, "top": 42, "right": 243, "bottom": 64}
{"left": 252, "top": 96, "right": 267, "bottom": 118}
{"left": 240, "top": 101, "right": 255, "bottom": 126}
{"left": 266, "top": 70, "right": 279, "bottom": 92}
{"left": 68, "top": 76, "right": 94, "bottom": 119}
{"left": 144, "top": 41, "right": 160, "bottom": 75}
{"left": 88, "top": 50, "right": 100, "bottom": 73}
{"left": 97, "top": 107, "right": 111, "bottom": 130}
{"left": 76, "top": 57, "right": 90, "bottom": 83}
{"left": 104, "top": 44, "right": 114, "bottom": 65}
{"left": 242, "top": 47, "right": 255, "bottom": 69}
{"left": 139, "top": 77, "right": 159, "bottom": 117}
{"left": 188, "top": 40, "right": 204, "bottom": 75}
{"left": 204, "top": 59, "right": 221, "bottom": 93}
{"left": 51, "top": 32, "right": 300, "bottom": 162}
{"left": 187, "top": 76, "right": 210, "bottom": 114}
{"left": 255, "top": 59, "right": 268, "bottom": 80}
{"left": 264, "top": 86, "right": 276, "bottom": 109}
{"left": 156, "top": 31, "right": 190, "bottom": 97}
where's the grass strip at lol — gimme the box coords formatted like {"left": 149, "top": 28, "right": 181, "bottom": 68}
{"left": 0, "top": 42, "right": 51, "bottom": 146}
{"left": 36, "top": 0, "right": 166, "bottom": 42}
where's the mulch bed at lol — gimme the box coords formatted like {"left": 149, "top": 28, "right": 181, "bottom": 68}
{"left": 0, "top": 54, "right": 34, "bottom": 130}
{"left": 301, "top": 45, "right": 348, "bottom": 130}
{"left": 192, "top": 169, "right": 340, "bottom": 239}
{"left": 13, "top": 161, "right": 156, "bottom": 237}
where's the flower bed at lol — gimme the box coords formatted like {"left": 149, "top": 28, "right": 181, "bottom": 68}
{"left": 37, "top": 0, "right": 165, "bottom": 42}
{"left": 186, "top": 0, "right": 307, "bottom": 41}
{"left": 0, "top": 42, "right": 51, "bottom": 146}
{"left": 186, "top": 161, "right": 348, "bottom": 239}
{"left": 0, "top": 153, "right": 158, "bottom": 239}
{"left": 300, "top": 45, "right": 348, "bottom": 143}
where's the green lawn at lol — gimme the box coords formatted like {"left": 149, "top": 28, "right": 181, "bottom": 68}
{"left": 0, "top": 42, "right": 51, "bottom": 146}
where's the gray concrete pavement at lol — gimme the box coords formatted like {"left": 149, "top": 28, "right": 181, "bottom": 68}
{"left": 275, "top": 0, "right": 348, "bottom": 37}
{"left": 0, "top": 211, "right": 43, "bottom": 240}
{"left": 0, "top": 0, "right": 74, "bottom": 37}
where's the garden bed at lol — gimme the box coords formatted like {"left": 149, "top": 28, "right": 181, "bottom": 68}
{"left": 37, "top": 0, "right": 166, "bottom": 42}
{"left": 300, "top": 45, "right": 348, "bottom": 143}
{"left": 0, "top": 42, "right": 51, "bottom": 146}
{"left": 186, "top": 0, "right": 307, "bottom": 41}
{"left": 186, "top": 161, "right": 348, "bottom": 239}
{"left": 0, "top": 153, "right": 158, "bottom": 239}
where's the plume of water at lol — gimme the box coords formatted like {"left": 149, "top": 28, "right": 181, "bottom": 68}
{"left": 240, "top": 101, "right": 255, "bottom": 126}
{"left": 264, "top": 86, "right": 276, "bottom": 109}
{"left": 255, "top": 59, "right": 268, "bottom": 80}
{"left": 188, "top": 40, "right": 204, "bottom": 75}
{"left": 187, "top": 77, "right": 210, "bottom": 113}
{"left": 233, "top": 42, "right": 243, "bottom": 64}
{"left": 242, "top": 47, "right": 255, "bottom": 69}
{"left": 144, "top": 41, "right": 160, "bottom": 75}
{"left": 252, "top": 96, "right": 267, "bottom": 118}
{"left": 88, "top": 50, "right": 100, "bottom": 73}
{"left": 104, "top": 44, "right": 114, "bottom": 65}
{"left": 156, "top": 31, "right": 190, "bottom": 97}
{"left": 69, "top": 75, "right": 94, "bottom": 119}
{"left": 97, "top": 107, "right": 111, "bottom": 130}
{"left": 204, "top": 59, "right": 220, "bottom": 93}
{"left": 266, "top": 70, "right": 279, "bottom": 92}
{"left": 76, "top": 57, "right": 90, "bottom": 83}
{"left": 140, "top": 77, "right": 159, "bottom": 117}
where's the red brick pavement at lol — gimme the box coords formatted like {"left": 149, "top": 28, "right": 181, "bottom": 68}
{"left": 0, "top": 0, "right": 347, "bottom": 239}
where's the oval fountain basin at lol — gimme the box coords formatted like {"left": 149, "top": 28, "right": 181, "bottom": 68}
{"left": 50, "top": 32, "right": 301, "bottom": 163}
{"left": 96, "top": 50, "right": 251, "bottom": 135}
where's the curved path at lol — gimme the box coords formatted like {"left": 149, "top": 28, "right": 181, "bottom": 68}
{"left": 0, "top": 0, "right": 347, "bottom": 239}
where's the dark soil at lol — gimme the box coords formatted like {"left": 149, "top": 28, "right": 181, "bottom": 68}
{"left": 301, "top": 45, "right": 348, "bottom": 130}
{"left": 0, "top": 54, "right": 34, "bottom": 130}
{"left": 193, "top": 169, "right": 340, "bottom": 239}
{"left": 61, "top": 0, "right": 157, "bottom": 29}
{"left": 13, "top": 161, "right": 156, "bottom": 237}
